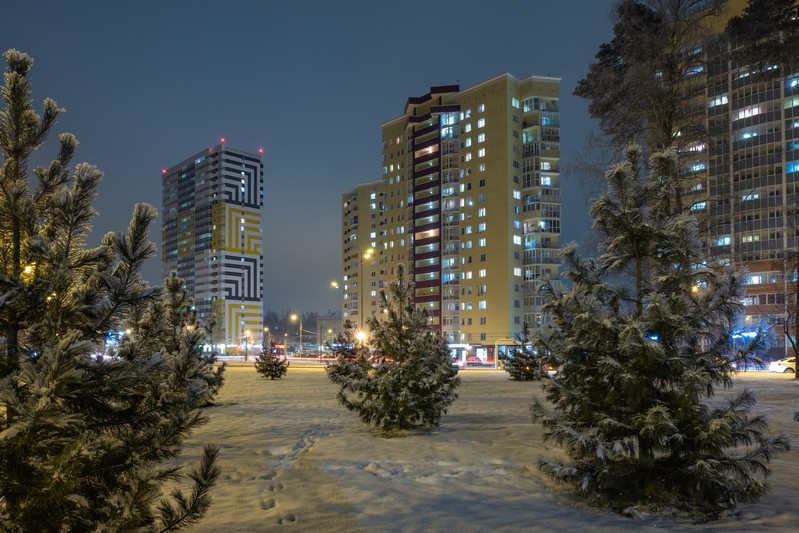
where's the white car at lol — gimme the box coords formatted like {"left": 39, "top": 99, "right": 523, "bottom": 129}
{"left": 768, "top": 357, "right": 796, "bottom": 374}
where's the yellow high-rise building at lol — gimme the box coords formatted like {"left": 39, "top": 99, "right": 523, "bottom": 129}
{"left": 340, "top": 74, "right": 561, "bottom": 365}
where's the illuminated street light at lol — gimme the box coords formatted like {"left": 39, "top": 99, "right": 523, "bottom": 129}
{"left": 359, "top": 248, "right": 375, "bottom": 330}
{"left": 290, "top": 314, "right": 303, "bottom": 354}
{"left": 355, "top": 330, "right": 367, "bottom": 349}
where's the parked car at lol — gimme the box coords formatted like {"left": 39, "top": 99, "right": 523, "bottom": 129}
{"left": 768, "top": 357, "right": 796, "bottom": 374}
{"left": 465, "top": 356, "right": 485, "bottom": 367}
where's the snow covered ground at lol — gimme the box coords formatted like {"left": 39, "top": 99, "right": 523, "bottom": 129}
{"left": 178, "top": 363, "right": 799, "bottom": 532}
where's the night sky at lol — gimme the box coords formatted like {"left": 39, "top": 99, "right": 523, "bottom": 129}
{"left": 2, "top": 0, "right": 616, "bottom": 314}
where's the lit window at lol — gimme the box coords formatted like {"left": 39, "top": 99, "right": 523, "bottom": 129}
{"left": 478, "top": 133, "right": 485, "bottom": 143}
{"left": 541, "top": 176, "right": 551, "bottom": 186}
{"left": 512, "top": 190, "right": 521, "bottom": 199}
{"left": 736, "top": 105, "right": 761, "bottom": 120}
{"left": 749, "top": 275, "right": 763, "bottom": 284}
{"left": 479, "top": 164, "right": 486, "bottom": 172}
{"left": 687, "top": 143, "right": 706, "bottom": 152}
{"left": 465, "top": 138, "right": 472, "bottom": 147}
{"left": 708, "top": 95, "right": 728, "bottom": 108}
{"left": 513, "top": 235, "right": 522, "bottom": 245}
{"left": 686, "top": 64, "right": 704, "bottom": 76}
{"left": 741, "top": 193, "right": 760, "bottom": 201}
{"left": 478, "top": 223, "right": 486, "bottom": 232}
{"left": 541, "top": 161, "right": 551, "bottom": 170}
{"left": 478, "top": 148, "right": 486, "bottom": 157}
{"left": 478, "top": 103, "right": 486, "bottom": 112}
{"left": 479, "top": 301, "right": 487, "bottom": 309}
{"left": 715, "top": 236, "right": 731, "bottom": 246}
{"left": 477, "top": 118, "right": 485, "bottom": 128}
{"left": 479, "top": 269, "right": 486, "bottom": 277}
{"left": 514, "top": 267, "right": 522, "bottom": 277}
{"left": 464, "top": 153, "right": 472, "bottom": 162}
{"left": 690, "top": 201, "right": 706, "bottom": 211}
{"left": 511, "top": 98, "right": 520, "bottom": 109}
{"left": 464, "top": 123, "right": 472, "bottom": 133}
{"left": 478, "top": 208, "right": 486, "bottom": 217}
{"left": 479, "top": 238, "right": 486, "bottom": 247}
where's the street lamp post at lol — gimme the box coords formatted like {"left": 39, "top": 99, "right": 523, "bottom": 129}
{"left": 355, "top": 330, "right": 367, "bottom": 352}
{"left": 244, "top": 329, "right": 251, "bottom": 361}
{"left": 291, "top": 313, "right": 303, "bottom": 354}
{"left": 263, "top": 327, "right": 270, "bottom": 351}
{"left": 360, "top": 248, "right": 374, "bottom": 330}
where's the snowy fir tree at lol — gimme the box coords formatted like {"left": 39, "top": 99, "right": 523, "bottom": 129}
{"left": 499, "top": 322, "right": 546, "bottom": 381}
{"left": 0, "top": 49, "right": 222, "bottom": 531}
{"left": 327, "top": 266, "right": 460, "bottom": 433}
{"left": 254, "top": 341, "right": 290, "bottom": 380}
{"left": 531, "top": 144, "right": 790, "bottom": 516}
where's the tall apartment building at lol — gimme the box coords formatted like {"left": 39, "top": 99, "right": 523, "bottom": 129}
{"left": 341, "top": 181, "right": 383, "bottom": 329}
{"left": 680, "top": 0, "right": 799, "bottom": 357}
{"left": 340, "top": 74, "right": 561, "bottom": 365}
{"left": 162, "top": 142, "right": 264, "bottom": 353}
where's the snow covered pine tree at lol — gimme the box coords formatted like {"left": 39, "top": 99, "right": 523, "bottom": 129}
{"left": 254, "top": 341, "right": 290, "bottom": 380}
{"left": 0, "top": 49, "right": 222, "bottom": 531}
{"left": 327, "top": 266, "right": 460, "bottom": 434}
{"left": 531, "top": 144, "right": 789, "bottom": 516}
{"left": 500, "top": 322, "right": 548, "bottom": 381}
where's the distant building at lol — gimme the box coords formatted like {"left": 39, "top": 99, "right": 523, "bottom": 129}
{"left": 162, "top": 142, "right": 264, "bottom": 353}
{"left": 316, "top": 312, "right": 343, "bottom": 351}
{"left": 340, "top": 74, "right": 562, "bottom": 365}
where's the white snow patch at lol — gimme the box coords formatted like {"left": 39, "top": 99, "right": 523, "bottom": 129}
{"left": 178, "top": 365, "right": 799, "bottom": 532}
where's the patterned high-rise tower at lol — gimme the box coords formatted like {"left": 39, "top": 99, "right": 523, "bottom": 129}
{"left": 162, "top": 142, "right": 264, "bottom": 353}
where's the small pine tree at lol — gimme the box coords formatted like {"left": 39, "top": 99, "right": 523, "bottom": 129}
{"left": 531, "top": 144, "right": 789, "bottom": 516}
{"left": 499, "top": 322, "right": 546, "bottom": 381}
{"left": 326, "top": 266, "right": 460, "bottom": 433}
{"left": 0, "top": 49, "right": 221, "bottom": 530}
{"left": 254, "top": 341, "right": 290, "bottom": 379}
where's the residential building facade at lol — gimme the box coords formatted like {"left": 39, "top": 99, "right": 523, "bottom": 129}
{"left": 682, "top": 0, "right": 799, "bottom": 358}
{"left": 162, "top": 142, "right": 264, "bottom": 353}
{"left": 340, "top": 74, "right": 562, "bottom": 365}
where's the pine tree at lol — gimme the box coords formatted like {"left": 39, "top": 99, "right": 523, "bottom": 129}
{"left": 575, "top": 0, "right": 724, "bottom": 157}
{"left": 499, "top": 322, "right": 547, "bottom": 381}
{"left": 531, "top": 144, "right": 790, "bottom": 516}
{"left": 254, "top": 341, "right": 290, "bottom": 380}
{"left": 727, "top": 0, "right": 799, "bottom": 74}
{"left": 0, "top": 49, "right": 221, "bottom": 531}
{"left": 326, "top": 266, "right": 460, "bottom": 433}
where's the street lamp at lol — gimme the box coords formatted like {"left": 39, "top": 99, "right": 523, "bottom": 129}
{"left": 290, "top": 313, "right": 303, "bottom": 354}
{"left": 355, "top": 330, "right": 368, "bottom": 351}
{"left": 283, "top": 333, "right": 288, "bottom": 356}
{"left": 360, "top": 248, "right": 375, "bottom": 330}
